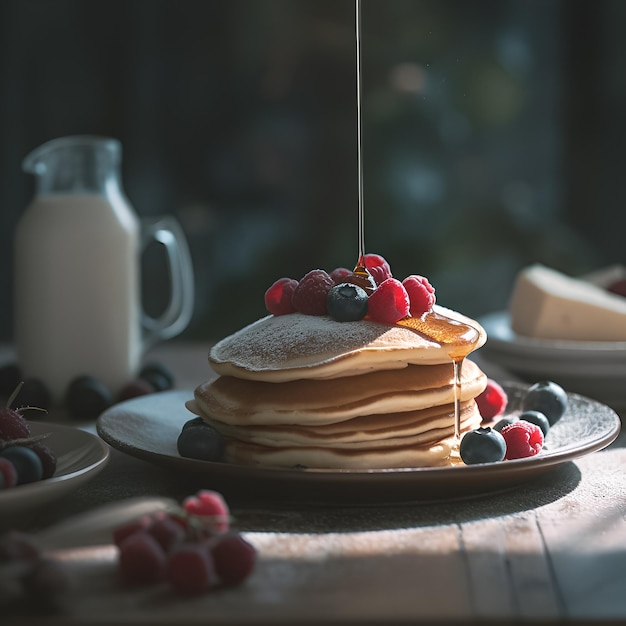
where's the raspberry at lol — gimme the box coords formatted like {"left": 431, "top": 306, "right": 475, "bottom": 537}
{"left": 183, "top": 490, "right": 230, "bottom": 534}
{"left": 118, "top": 531, "right": 168, "bottom": 585}
{"left": 115, "top": 378, "right": 155, "bottom": 402}
{"left": 291, "top": 270, "right": 334, "bottom": 316}
{"left": 166, "top": 543, "right": 217, "bottom": 595}
{"left": 0, "top": 408, "right": 30, "bottom": 442}
{"left": 366, "top": 278, "right": 410, "bottom": 324}
{"left": 363, "top": 253, "right": 393, "bottom": 285}
{"left": 264, "top": 277, "right": 298, "bottom": 316}
{"left": 28, "top": 443, "right": 57, "bottom": 479}
{"left": 113, "top": 516, "right": 152, "bottom": 548}
{"left": 0, "top": 458, "right": 18, "bottom": 489}
{"left": 501, "top": 421, "right": 544, "bottom": 460}
{"left": 147, "top": 513, "right": 187, "bottom": 553}
{"left": 329, "top": 267, "right": 352, "bottom": 284}
{"left": 475, "top": 379, "right": 508, "bottom": 420}
{"left": 211, "top": 533, "right": 257, "bottom": 586}
{"left": 403, "top": 275, "right": 436, "bottom": 316}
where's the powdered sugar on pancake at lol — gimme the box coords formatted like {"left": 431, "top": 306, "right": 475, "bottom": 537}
{"left": 209, "top": 305, "right": 486, "bottom": 382}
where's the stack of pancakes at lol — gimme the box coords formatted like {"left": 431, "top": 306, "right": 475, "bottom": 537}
{"left": 186, "top": 304, "right": 488, "bottom": 469}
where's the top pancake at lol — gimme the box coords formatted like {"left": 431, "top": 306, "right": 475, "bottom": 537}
{"left": 209, "top": 304, "right": 486, "bottom": 382}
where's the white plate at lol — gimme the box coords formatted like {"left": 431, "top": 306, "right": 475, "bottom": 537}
{"left": 97, "top": 386, "right": 621, "bottom": 505}
{"left": 478, "top": 311, "right": 626, "bottom": 411}
{"left": 0, "top": 422, "right": 110, "bottom": 531}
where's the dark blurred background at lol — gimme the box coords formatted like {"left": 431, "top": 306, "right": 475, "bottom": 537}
{"left": 1, "top": 0, "right": 624, "bottom": 342}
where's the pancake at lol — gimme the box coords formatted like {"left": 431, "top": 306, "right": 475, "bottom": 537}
{"left": 198, "top": 401, "right": 480, "bottom": 449}
{"left": 188, "top": 299, "right": 489, "bottom": 469}
{"left": 187, "top": 359, "right": 486, "bottom": 426}
{"left": 223, "top": 437, "right": 457, "bottom": 469}
{"left": 209, "top": 304, "right": 486, "bottom": 382}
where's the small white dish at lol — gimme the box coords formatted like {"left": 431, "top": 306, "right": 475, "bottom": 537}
{"left": 0, "top": 422, "right": 110, "bottom": 531}
{"left": 479, "top": 311, "right": 626, "bottom": 411}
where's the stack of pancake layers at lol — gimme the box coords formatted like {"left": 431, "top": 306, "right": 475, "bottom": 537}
{"left": 186, "top": 305, "right": 488, "bottom": 469}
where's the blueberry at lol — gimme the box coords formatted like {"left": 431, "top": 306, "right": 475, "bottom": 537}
{"left": 65, "top": 376, "right": 113, "bottom": 420}
{"left": 0, "top": 446, "right": 43, "bottom": 484}
{"left": 521, "top": 381, "right": 568, "bottom": 425}
{"left": 139, "top": 362, "right": 174, "bottom": 391}
{"left": 519, "top": 410, "right": 550, "bottom": 437}
{"left": 492, "top": 415, "right": 518, "bottom": 432}
{"left": 177, "top": 424, "right": 225, "bottom": 461}
{"left": 459, "top": 427, "right": 506, "bottom": 465}
{"left": 327, "top": 283, "right": 369, "bottom": 322}
{"left": 182, "top": 417, "right": 207, "bottom": 430}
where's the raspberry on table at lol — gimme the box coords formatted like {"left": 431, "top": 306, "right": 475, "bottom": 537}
{"left": 475, "top": 379, "right": 508, "bottom": 420}
{"left": 118, "top": 531, "right": 168, "bottom": 585}
{"left": 264, "top": 277, "right": 298, "bottom": 316}
{"left": 402, "top": 275, "right": 436, "bottom": 316}
{"left": 501, "top": 420, "right": 544, "bottom": 460}
{"left": 291, "top": 269, "right": 335, "bottom": 316}
{"left": 363, "top": 253, "right": 393, "bottom": 285}
{"left": 183, "top": 490, "right": 230, "bottom": 534}
{"left": 211, "top": 533, "right": 257, "bottom": 586}
{"left": 366, "top": 278, "right": 410, "bottom": 324}
{"left": 166, "top": 543, "right": 217, "bottom": 595}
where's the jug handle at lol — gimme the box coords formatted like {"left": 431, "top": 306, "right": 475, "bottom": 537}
{"left": 140, "top": 217, "right": 195, "bottom": 347}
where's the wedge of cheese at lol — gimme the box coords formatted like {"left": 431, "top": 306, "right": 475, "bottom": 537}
{"left": 509, "top": 264, "right": 626, "bottom": 341}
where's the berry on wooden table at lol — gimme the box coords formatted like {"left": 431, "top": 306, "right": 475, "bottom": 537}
{"left": 210, "top": 533, "right": 257, "bottom": 586}
{"left": 118, "top": 531, "right": 168, "bottom": 585}
{"left": 183, "top": 489, "right": 230, "bottom": 534}
{"left": 166, "top": 543, "right": 217, "bottom": 595}
{"left": 65, "top": 375, "right": 113, "bottom": 420}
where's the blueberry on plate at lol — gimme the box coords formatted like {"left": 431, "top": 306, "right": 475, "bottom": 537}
{"left": 521, "top": 381, "right": 568, "bottom": 425}
{"left": 177, "top": 422, "right": 225, "bottom": 462}
{"left": 459, "top": 427, "right": 506, "bottom": 465}
{"left": 492, "top": 415, "right": 518, "bottom": 432}
{"left": 518, "top": 409, "right": 550, "bottom": 437}
{"left": 0, "top": 446, "right": 43, "bottom": 484}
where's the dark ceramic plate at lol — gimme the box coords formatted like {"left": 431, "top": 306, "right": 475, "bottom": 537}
{"left": 96, "top": 383, "right": 621, "bottom": 505}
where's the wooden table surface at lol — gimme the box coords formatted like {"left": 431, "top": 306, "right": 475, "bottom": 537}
{"left": 2, "top": 342, "right": 625, "bottom": 625}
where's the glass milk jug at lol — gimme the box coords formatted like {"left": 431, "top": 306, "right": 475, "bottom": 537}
{"left": 14, "top": 135, "right": 194, "bottom": 403}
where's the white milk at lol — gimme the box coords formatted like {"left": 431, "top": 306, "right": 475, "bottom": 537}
{"left": 14, "top": 192, "right": 142, "bottom": 402}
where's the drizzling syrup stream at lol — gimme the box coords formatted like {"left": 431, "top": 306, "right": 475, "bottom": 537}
{"left": 352, "top": 0, "right": 480, "bottom": 454}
